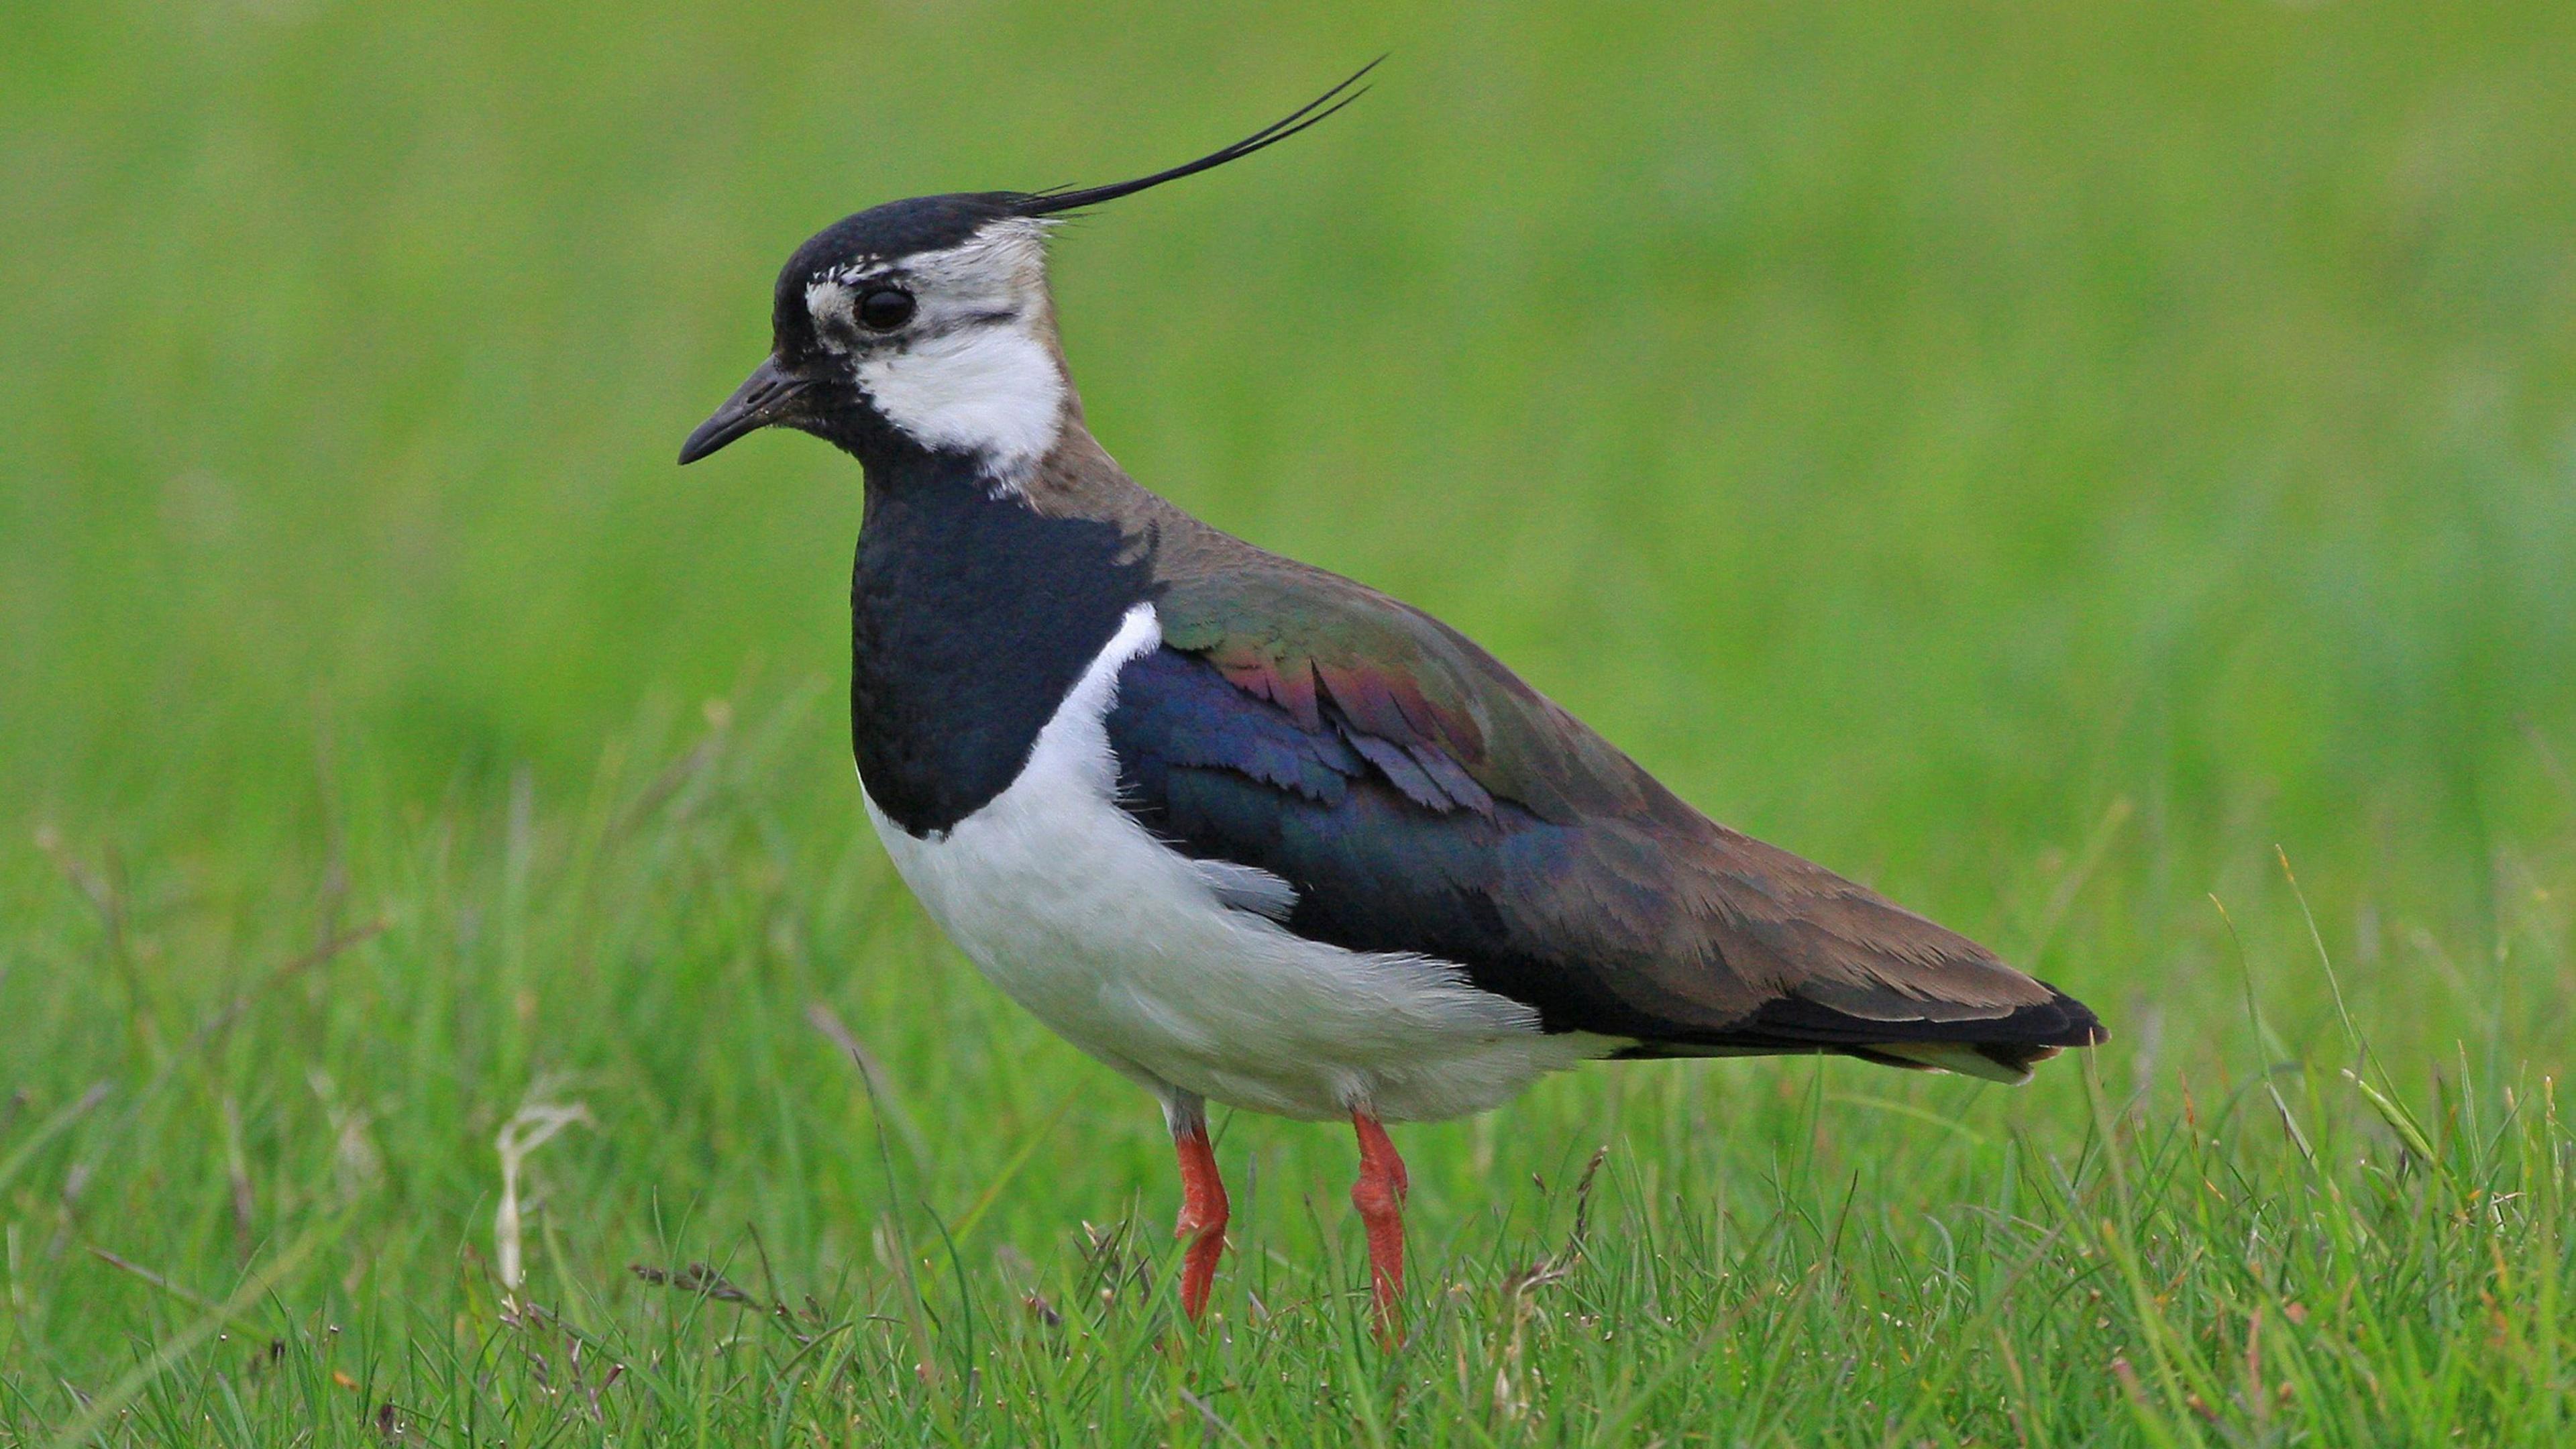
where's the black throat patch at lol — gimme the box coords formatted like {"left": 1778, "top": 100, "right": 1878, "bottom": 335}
{"left": 848, "top": 446, "right": 1155, "bottom": 837}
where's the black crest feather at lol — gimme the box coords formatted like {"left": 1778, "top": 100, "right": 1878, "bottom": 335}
{"left": 1013, "top": 59, "right": 1380, "bottom": 218}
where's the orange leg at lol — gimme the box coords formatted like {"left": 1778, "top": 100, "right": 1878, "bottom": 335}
{"left": 1171, "top": 1109, "right": 1230, "bottom": 1321}
{"left": 1350, "top": 1109, "right": 1409, "bottom": 1344}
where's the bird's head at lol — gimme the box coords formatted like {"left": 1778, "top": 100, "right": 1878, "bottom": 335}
{"left": 681, "top": 193, "right": 1069, "bottom": 477}
{"left": 680, "top": 62, "right": 1376, "bottom": 484}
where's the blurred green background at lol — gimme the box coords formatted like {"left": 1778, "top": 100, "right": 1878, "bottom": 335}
{"left": 10, "top": 0, "right": 2572, "bottom": 885}
{"left": 5, "top": 0, "right": 2576, "bottom": 1438}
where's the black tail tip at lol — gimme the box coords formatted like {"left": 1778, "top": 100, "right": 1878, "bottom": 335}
{"left": 1970, "top": 984, "right": 2108, "bottom": 1079}
{"left": 2031, "top": 981, "right": 2110, "bottom": 1048}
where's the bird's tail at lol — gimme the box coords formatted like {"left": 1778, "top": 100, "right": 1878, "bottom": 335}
{"left": 1623, "top": 981, "right": 2106, "bottom": 1086}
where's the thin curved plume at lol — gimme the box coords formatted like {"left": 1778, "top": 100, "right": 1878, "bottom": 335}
{"left": 1014, "top": 58, "right": 1381, "bottom": 218}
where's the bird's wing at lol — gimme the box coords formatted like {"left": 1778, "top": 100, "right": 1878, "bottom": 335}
{"left": 1117, "top": 555, "right": 2101, "bottom": 1075}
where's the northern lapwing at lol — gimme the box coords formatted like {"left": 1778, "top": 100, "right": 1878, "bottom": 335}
{"left": 680, "top": 65, "right": 2104, "bottom": 1337}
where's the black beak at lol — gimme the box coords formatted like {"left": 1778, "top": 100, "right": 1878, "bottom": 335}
{"left": 679, "top": 355, "right": 813, "bottom": 464}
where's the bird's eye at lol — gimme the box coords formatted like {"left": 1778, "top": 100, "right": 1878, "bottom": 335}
{"left": 857, "top": 288, "right": 916, "bottom": 331}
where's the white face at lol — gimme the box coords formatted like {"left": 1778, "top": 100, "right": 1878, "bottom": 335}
{"left": 802, "top": 219, "right": 1068, "bottom": 480}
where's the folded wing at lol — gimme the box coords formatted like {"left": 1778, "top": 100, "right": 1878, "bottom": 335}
{"left": 1109, "top": 560, "right": 2102, "bottom": 1081}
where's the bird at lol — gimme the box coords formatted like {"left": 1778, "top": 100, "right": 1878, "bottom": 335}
{"left": 679, "top": 64, "right": 2104, "bottom": 1340}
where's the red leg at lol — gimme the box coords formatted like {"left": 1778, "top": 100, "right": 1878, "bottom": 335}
{"left": 1171, "top": 1113, "right": 1229, "bottom": 1321}
{"left": 1350, "top": 1109, "right": 1409, "bottom": 1344}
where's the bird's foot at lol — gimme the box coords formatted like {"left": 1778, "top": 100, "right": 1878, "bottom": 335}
{"left": 1350, "top": 1108, "right": 1409, "bottom": 1347}
{"left": 1172, "top": 1116, "right": 1229, "bottom": 1321}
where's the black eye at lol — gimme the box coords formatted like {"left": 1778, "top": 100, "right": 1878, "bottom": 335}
{"left": 857, "top": 287, "right": 916, "bottom": 331}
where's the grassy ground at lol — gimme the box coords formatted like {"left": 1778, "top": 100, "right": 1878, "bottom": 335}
{"left": 7, "top": 0, "right": 2576, "bottom": 1442}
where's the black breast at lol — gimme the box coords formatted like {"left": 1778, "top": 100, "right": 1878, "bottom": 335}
{"left": 849, "top": 454, "right": 1155, "bottom": 837}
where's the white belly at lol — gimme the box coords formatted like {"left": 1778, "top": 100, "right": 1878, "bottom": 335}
{"left": 862, "top": 602, "right": 1613, "bottom": 1122}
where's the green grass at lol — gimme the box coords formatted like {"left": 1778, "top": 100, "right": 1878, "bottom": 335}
{"left": 6, "top": 0, "right": 2576, "bottom": 1442}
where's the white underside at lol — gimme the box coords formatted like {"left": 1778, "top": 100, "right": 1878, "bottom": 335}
{"left": 863, "top": 602, "right": 1621, "bottom": 1122}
